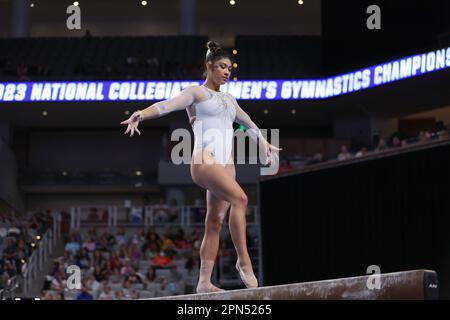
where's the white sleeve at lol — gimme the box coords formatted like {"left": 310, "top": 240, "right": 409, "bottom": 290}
{"left": 153, "top": 86, "right": 196, "bottom": 116}
{"left": 229, "top": 93, "right": 268, "bottom": 146}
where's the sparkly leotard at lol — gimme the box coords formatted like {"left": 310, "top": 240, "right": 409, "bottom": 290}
{"left": 153, "top": 85, "right": 265, "bottom": 167}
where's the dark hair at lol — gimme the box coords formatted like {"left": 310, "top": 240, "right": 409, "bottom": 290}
{"left": 203, "top": 41, "right": 233, "bottom": 78}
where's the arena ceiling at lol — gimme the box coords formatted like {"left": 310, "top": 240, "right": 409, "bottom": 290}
{"left": 0, "top": 0, "right": 322, "bottom": 37}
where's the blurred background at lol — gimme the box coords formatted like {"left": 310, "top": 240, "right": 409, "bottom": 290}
{"left": 1, "top": 0, "right": 450, "bottom": 300}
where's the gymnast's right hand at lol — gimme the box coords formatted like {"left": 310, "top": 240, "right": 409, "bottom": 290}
{"left": 120, "top": 111, "right": 142, "bottom": 137}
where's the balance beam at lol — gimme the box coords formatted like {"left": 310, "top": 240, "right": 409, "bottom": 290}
{"left": 150, "top": 269, "right": 438, "bottom": 300}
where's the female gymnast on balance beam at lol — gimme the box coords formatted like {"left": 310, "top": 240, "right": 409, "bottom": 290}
{"left": 120, "top": 41, "right": 281, "bottom": 293}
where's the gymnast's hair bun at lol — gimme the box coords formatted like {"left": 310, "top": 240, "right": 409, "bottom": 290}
{"left": 206, "top": 41, "right": 220, "bottom": 54}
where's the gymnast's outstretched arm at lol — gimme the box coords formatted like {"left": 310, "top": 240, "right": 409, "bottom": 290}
{"left": 120, "top": 86, "right": 198, "bottom": 136}
{"left": 229, "top": 93, "right": 282, "bottom": 160}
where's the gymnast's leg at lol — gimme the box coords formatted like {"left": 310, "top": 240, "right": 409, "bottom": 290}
{"left": 192, "top": 151, "right": 257, "bottom": 292}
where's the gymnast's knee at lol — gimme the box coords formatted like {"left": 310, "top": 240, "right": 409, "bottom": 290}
{"left": 231, "top": 192, "right": 248, "bottom": 207}
{"left": 205, "top": 215, "right": 224, "bottom": 233}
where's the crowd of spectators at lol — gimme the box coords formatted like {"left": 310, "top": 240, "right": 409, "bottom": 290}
{"left": 39, "top": 226, "right": 205, "bottom": 300}
{"left": 0, "top": 35, "right": 207, "bottom": 81}
{"left": 0, "top": 209, "right": 52, "bottom": 295}
{"left": 278, "top": 127, "right": 450, "bottom": 174}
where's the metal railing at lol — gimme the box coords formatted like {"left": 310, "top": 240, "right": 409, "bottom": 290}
{"left": 70, "top": 205, "right": 259, "bottom": 229}
{"left": 22, "top": 213, "right": 62, "bottom": 297}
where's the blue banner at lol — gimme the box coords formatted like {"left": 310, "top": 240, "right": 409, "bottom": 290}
{"left": 1, "top": 47, "right": 449, "bottom": 102}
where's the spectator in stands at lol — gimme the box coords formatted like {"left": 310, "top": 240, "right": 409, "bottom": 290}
{"left": 102, "top": 209, "right": 110, "bottom": 222}
{"left": 375, "top": 138, "right": 388, "bottom": 152}
{"left": 41, "top": 290, "right": 55, "bottom": 300}
{"left": 21, "top": 226, "right": 34, "bottom": 244}
{"left": 439, "top": 129, "right": 449, "bottom": 140}
{"left": 103, "top": 260, "right": 112, "bottom": 280}
{"left": 188, "top": 229, "right": 201, "bottom": 251}
{"left": 159, "top": 277, "right": 172, "bottom": 296}
{"left": 0, "top": 225, "right": 7, "bottom": 240}
{"left": 355, "top": 147, "right": 367, "bottom": 158}
{"left": 110, "top": 250, "right": 122, "bottom": 270}
{"left": 98, "top": 284, "right": 114, "bottom": 300}
{"left": 305, "top": 153, "right": 324, "bottom": 165}
{"left": 16, "top": 238, "right": 29, "bottom": 263}
{"left": 144, "top": 242, "right": 160, "bottom": 260}
{"left": 7, "top": 222, "right": 21, "bottom": 237}
{"left": 168, "top": 198, "right": 181, "bottom": 223}
{"left": 2, "top": 238, "right": 19, "bottom": 273}
{"left": 128, "top": 288, "right": 140, "bottom": 300}
{"left": 94, "top": 265, "right": 108, "bottom": 282}
{"left": 61, "top": 250, "right": 76, "bottom": 269}
{"left": 129, "top": 233, "right": 140, "bottom": 246}
{"left": 27, "top": 214, "right": 41, "bottom": 232}
{"left": 124, "top": 269, "right": 143, "bottom": 285}
{"left": 131, "top": 206, "right": 143, "bottom": 224}
{"left": 115, "top": 228, "right": 128, "bottom": 247}
{"left": 337, "top": 145, "right": 352, "bottom": 161}
{"left": 391, "top": 136, "right": 402, "bottom": 148}
{"left": 53, "top": 292, "right": 64, "bottom": 300}
{"left": 174, "top": 229, "right": 189, "bottom": 250}
{"left": 138, "top": 229, "right": 147, "bottom": 244}
{"left": 87, "top": 227, "right": 97, "bottom": 239}
{"left": 65, "top": 235, "right": 81, "bottom": 254}
{"left": 104, "top": 231, "right": 117, "bottom": 248}
{"left": 167, "top": 272, "right": 182, "bottom": 296}
{"left": 154, "top": 198, "right": 169, "bottom": 223}
{"left": 114, "top": 289, "right": 125, "bottom": 300}
{"left": 86, "top": 274, "right": 102, "bottom": 294}
{"left": 124, "top": 199, "right": 132, "bottom": 222}
{"left": 75, "top": 247, "right": 91, "bottom": 269}
{"left": 50, "top": 272, "right": 65, "bottom": 291}
{"left": 120, "top": 259, "right": 134, "bottom": 276}
{"left": 93, "top": 250, "right": 106, "bottom": 267}
{"left": 278, "top": 158, "right": 293, "bottom": 173}
{"left": 418, "top": 130, "right": 432, "bottom": 143}
{"left": 122, "top": 278, "right": 133, "bottom": 293}
{"left": 401, "top": 139, "right": 409, "bottom": 147}
{"left": 129, "top": 243, "right": 142, "bottom": 261}
{"left": 110, "top": 267, "right": 121, "bottom": 284}
{"left": 185, "top": 249, "right": 200, "bottom": 272}
{"left": 151, "top": 251, "right": 173, "bottom": 269}
{"left": 168, "top": 265, "right": 183, "bottom": 283}
{"left": 144, "top": 267, "right": 156, "bottom": 285}
{"left": 76, "top": 285, "right": 94, "bottom": 300}
{"left": 0, "top": 260, "right": 16, "bottom": 289}
{"left": 82, "top": 237, "right": 96, "bottom": 252}
{"left": 160, "top": 234, "right": 177, "bottom": 257}
{"left": 146, "top": 226, "right": 161, "bottom": 241}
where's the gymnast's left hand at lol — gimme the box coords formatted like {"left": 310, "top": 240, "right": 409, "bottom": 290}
{"left": 120, "top": 111, "right": 141, "bottom": 137}
{"left": 265, "top": 143, "right": 282, "bottom": 164}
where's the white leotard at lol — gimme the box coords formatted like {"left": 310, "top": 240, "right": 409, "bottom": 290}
{"left": 189, "top": 86, "right": 236, "bottom": 166}
{"left": 152, "top": 85, "right": 266, "bottom": 167}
